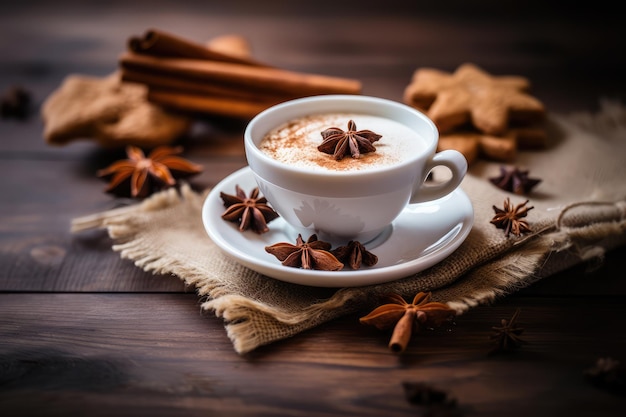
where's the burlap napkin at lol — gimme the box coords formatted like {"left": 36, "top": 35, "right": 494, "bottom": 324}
{"left": 72, "top": 101, "right": 626, "bottom": 354}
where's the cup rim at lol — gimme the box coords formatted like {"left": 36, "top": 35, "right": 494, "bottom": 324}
{"left": 244, "top": 94, "right": 439, "bottom": 179}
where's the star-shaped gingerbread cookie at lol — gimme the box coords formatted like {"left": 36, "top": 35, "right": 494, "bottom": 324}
{"left": 42, "top": 73, "right": 191, "bottom": 148}
{"left": 437, "top": 126, "right": 548, "bottom": 164}
{"left": 404, "top": 63, "right": 545, "bottom": 135}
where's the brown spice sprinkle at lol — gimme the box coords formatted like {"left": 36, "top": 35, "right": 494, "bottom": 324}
{"left": 264, "top": 122, "right": 381, "bottom": 171}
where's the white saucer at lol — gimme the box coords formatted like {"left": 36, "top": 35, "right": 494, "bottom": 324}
{"left": 202, "top": 167, "right": 473, "bottom": 287}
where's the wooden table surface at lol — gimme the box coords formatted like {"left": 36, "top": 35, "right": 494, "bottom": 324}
{"left": 2, "top": 2, "right": 625, "bottom": 416}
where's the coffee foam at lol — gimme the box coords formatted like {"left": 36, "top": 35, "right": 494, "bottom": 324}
{"left": 259, "top": 113, "right": 425, "bottom": 172}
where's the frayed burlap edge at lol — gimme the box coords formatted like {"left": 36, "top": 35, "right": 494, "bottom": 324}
{"left": 443, "top": 213, "right": 626, "bottom": 313}
{"left": 72, "top": 185, "right": 626, "bottom": 354}
{"left": 211, "top": 202, "right": 626, "bottom": 354}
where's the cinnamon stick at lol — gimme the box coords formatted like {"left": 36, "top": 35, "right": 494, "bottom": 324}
{"left": 148, "top": 89, "right": 281, "bottom": 119}
{"left": 206, "top": 35, "right": 252, "bottom": 59}
{"left": 119, "top": 52, "right": 362, "bottom": 97}
{"left": 128, "top": 29, "right": 266, "bottom": 67}
{"left": 389, "top": 309, "right": 417, "bottom": 353}
{"left": 121, "top": 68, "right": 292, "bottom": 103}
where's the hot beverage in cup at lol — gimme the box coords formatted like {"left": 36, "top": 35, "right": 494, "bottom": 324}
{"left": 244, "top": 95, "right": 467, "bottom": 245}
{"left": 259, "top": 113, "right": 424, "bottom": 172}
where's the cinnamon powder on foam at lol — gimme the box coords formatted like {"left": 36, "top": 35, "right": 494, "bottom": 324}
{"left": 259, "top": 113, "right": 421, "bottom": 172}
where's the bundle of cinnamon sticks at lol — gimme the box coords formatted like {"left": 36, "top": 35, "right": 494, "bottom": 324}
{"left": 119, "top": 29, "right": 362, "bottom": 119}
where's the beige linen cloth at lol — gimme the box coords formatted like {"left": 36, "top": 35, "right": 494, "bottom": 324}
{"left": 72, "top": 101, "right": 626, "bottom": 354}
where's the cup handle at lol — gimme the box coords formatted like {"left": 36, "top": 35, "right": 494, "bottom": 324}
{"left": 409, "top": 149, "right": 468, "bottom": 204}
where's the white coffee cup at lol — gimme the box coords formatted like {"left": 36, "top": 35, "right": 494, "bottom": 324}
{"left": 244, "top": 95, "right": 467, "bottom": 244}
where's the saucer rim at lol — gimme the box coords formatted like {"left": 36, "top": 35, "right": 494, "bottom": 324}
{"left": 202, "top": 166, "right": 473, "bottom": 287}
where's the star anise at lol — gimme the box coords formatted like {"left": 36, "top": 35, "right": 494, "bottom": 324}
{"left": 360, "top": 292, "right": 456, "bottom": 353}
{"left": 490, "top": 197, "right": 534, "bottom": 237}
{"left": 97, "top": 145, "right": 202, "bottom": 198}
{"left": 402, "top": 381, "right": 457, "bottom": 408}
{"left": 318, "top": 119, "right": 382, "bottom": 160}
{"left": 584, "top": 357, "right": 626, "bottom": 396}
{"left": 1, "top": 85, "right": 32, "bottom": 120}
{"left": 331, "top": 240, "right": 378, "bottom": 270}
{"left": 265, "top": 234, "right": 344, "bottom": 270}
{"left": 488, "top": 308, "right": 526, "bottom": 355}
{"left": 489, "top": 166, "right": 542, "bottom": 195}
{"left": 220, "top": 185, "right": 279, "bottom": 234}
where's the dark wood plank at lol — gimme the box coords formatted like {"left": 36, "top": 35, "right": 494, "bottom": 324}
{"left": 520, "top": 246, "right": 626, "bottom": 296}
{"left": 2, "top": 2, "right": 625, "bottom": 120}
{"left": 1, "top": 293, "right": 624, "bottom": 417}
{"left": 2, "top": 1, "right": 626, "bottom": 416}
{"left": 0, "top": 157, "right": 246, "bottom": 292}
